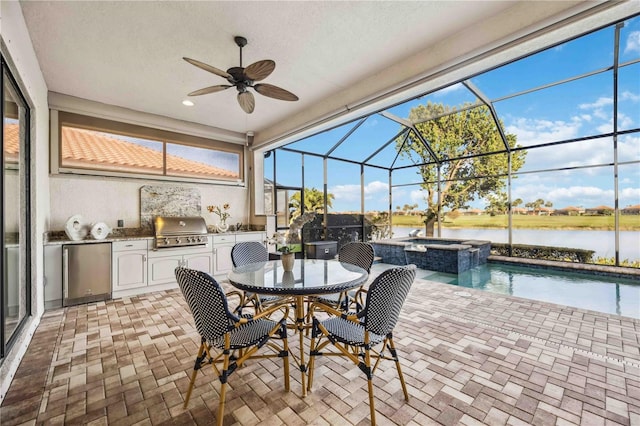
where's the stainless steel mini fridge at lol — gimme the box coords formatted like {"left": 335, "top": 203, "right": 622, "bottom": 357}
{"left": 63, "top": 243, "right": 112, "bottom": 306}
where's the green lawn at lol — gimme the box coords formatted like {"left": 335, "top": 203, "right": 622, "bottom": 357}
{"left": 390, "top": 214, "right": 640, "bottom": 231}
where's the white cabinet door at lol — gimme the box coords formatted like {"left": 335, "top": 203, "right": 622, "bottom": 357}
{"left": 184, "top": 252, "right": 213, "bottom": 275}
{"left": 112, "top": 250, "right": 147, "bottom": 291}
{"left": 213, "top": 244, "right": 234, "bottom": 275}
{"left": 148, "top": 256, "right": 182, "bottom": 286}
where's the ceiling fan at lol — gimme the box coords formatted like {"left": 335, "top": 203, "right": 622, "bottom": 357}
{"left": 183, "top": 36, "right": 299, "bottom": 114}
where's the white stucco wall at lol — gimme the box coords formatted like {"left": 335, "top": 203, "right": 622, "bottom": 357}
{"left": 49, "top": 175, "right": 249, "bottom": 230}
{"left": 0, "top": 1, "right": 50, "bottom": 403}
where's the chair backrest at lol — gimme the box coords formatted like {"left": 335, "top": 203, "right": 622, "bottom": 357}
{"left": 338, "top": 242, "right": 375, "bottom": 273}
{"left": 175, "top": 267, "right": 236, "bottom": 341}
{"left": 231, "top": 241, "right": 269, "bottom": 267}
{"left": 362, "top": 264, "right": 416, "bottom": 336}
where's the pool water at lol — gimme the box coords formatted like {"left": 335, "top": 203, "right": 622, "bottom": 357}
{"left": 424, "top": 263, "right": 640, "bottom": 319}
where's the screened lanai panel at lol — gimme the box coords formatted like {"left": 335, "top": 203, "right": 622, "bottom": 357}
{"left": 412, "top": 104, "right": 509, "bottom": 158}
{"left": 303, "top": 154, "right": 324, "bottom": 199}
{"left": 285, "top": 120, "right": 356, "bottom": 156}
{"left": 364, "top": 166, "right": 391, "bottom": 240}
{"left": 275, "top": 150, "right": 302, "bottom": 187}
{"left": 471, "top": 24, "right": 614, "bottom": 100}
{"left": 391, "top": 184, "right": 426, "bottom": 238}
{"left": 619, "top": 132, "right": 640, "bottom": 163}
{"left": 516, "top": 137, "right": 613, "bottom": 173}
{"left": 329, "top": 115, "right": 400, "bottom": 163}
{"left": 619, "top": 163, "right": 640, "bottom": 266}
{"left": 493, "top": 72, "right": 613, "bottom": 147}
{"left": 392, "top": 165, "right": 427, "bottom": 186}
{"left": 367, "top": 131, "right": 429, "bottom": 168}
{"left": 512, "top": 167, "right": 615, "bottom": 263}
{"left": 363, "top": 166, "right": 389, "bottom": 212}
{"left": 326, "top": 159, "right": 361, "bottom": 214}
{"left": 618, "top": 62, "right": 640, "bottom": 133}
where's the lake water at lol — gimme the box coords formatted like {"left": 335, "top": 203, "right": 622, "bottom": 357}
{"left": 391, "top": 227, "right": 640, "bottom": 262}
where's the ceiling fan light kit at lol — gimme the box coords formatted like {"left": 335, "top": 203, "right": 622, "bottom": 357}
{"left": 184, "top": 36, "right": 298, "bottom": 114}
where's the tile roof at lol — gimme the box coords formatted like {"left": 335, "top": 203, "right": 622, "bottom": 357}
{"left": 3, "top": 122, "right": 20, "bottom": 163}
{"left": 4, "top": 123, "right": 239, "bottom": 179}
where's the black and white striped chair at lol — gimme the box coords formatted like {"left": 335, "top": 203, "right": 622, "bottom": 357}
{"left": 307, "top": 264, "right": 416, "bottom": 425}
{"left": 175, "top": 267, "right": 290, "bottom": 426}
{"left": 231, "top": 241, "right": 283, "bottom": 312}
{"left": 312, "top": 242, "right": 375, "bottom": 311}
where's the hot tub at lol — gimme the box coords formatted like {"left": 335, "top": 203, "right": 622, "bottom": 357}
{"left": 371, "top": 237, "right": 491, "bottom": 274}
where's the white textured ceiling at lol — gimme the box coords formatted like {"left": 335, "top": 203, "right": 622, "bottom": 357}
{"left": 19, "top": 1, "right": 607, "bottom": 146}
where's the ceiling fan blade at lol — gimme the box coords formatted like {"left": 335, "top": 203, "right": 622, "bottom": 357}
{"left": 187, "top": 85, "right": 232, "bottom": 96}
{"left": 244, "top": 60, "right": 275, "bottom": 81}
{"left": 238, "top": 91, "right": 255, "bottom": 114}
{"left": 183, "top": 57, "right": 231, "bottom": 79}
{"left": 254, "top": 83, "right": 299, "bottom": 101}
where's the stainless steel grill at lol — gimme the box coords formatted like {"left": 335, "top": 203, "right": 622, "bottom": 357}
{"left": 153, "top": 216, "right": 208, "bottom": 249}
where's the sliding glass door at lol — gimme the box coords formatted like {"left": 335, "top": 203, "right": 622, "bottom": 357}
{"left": 1, "top": 55, "right": 31, "bottom": 359}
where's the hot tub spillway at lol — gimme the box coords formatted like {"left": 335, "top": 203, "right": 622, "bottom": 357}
{"left": 371, "top": 237, "right": 491, "bottom": 274}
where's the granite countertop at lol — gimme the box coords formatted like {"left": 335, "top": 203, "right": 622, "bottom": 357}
{"left": 44, "top": 228, "right": 266, "bottom": 245}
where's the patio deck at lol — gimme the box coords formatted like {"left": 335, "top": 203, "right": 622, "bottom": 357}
{"left": 1, "top": 264, "right": 638, "bottom": 425}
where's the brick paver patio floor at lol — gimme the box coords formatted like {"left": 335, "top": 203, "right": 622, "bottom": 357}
{"left": 2, "top": 264, "right": 639, "bottom": 425}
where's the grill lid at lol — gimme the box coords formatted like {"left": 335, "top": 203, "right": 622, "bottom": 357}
{"left": 153, "top": 216, "right": 208, "bottom": 236}
{"left": 153, "top": 216, "right": 209, "bottom": 249}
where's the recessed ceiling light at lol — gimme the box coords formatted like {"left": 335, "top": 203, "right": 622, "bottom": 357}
{"left": 182, "top": 100, "right": 194, "bottom": 107}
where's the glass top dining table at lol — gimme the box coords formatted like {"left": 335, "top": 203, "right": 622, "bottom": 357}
{"left": 228, "top": 258, "right": 368, "bottom": 396}
{"left": 227, "top": 258, "right": 369, "bottom": 296}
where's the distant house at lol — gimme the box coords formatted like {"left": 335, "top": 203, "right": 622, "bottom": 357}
{"left": 585, "top": 205, "right": 614, "bottom": 215}
{"left": 534, "top": 207, "right": 554, "bottom": 216}
{"left": 622, "top": 204, "right": 640, "bottom": 215}
{"left": 554, "top": 206, "right": 585, "bottom": 216}
{"left": 512, "top": 207, "right": 528, "bottom": 215}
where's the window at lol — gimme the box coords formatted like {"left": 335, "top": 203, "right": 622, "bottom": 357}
{"left": 56, "top": 112, "right": 243, "bottom": 183}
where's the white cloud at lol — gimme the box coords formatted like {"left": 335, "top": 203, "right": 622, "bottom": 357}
{"left": 505, "top": 117, "right": 581, "bottom": 146}
{"left": 592, "top": 108, "right": 608, "bottom": 120}
{"left": 433, "top": 83, "right": 464, "bottom": 97}
{"left": 620, "top": 187, "right": 640, "bottom": 201}
{"left": 624, "top": 30, "right": 640, "bottom": 54}
{"left": 329, "top": 180, "right": 388, "bottom": 203}
{"left": 596, "top": 122, "right": 613, "bottom": 133}
{"left": 621, "top": 90, "right": 640, "bottom": 102}
{"left": 579, "top": 97, "right": 613, "bottom": 110}
{"left": 619, "top": 135, "right": 640, "bottom": 160}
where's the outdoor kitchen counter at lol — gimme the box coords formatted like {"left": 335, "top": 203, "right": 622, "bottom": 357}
{"left": 43, "top": 230, "right": 266, "bottom": 245}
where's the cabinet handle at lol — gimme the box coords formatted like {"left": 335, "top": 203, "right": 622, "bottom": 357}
{"left": 63, "top": 247, "right": 69, "bottom": 299}
{"left": 143, "top": 255, "right": 146, "bottom": 262}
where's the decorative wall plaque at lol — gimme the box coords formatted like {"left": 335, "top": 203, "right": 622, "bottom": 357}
{"left": 140, "top": 185, "right": 201, "bottom": 230}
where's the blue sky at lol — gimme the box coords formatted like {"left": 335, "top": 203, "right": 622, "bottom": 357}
{"left": 275, "top": 15, "right": 640, "bottom": 213}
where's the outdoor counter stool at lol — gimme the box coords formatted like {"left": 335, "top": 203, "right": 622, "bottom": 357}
{"left": 307, "top": 264, "right": 416, "bottom": 425}
{"left": 175, "top": 267, "right": 290, "bottom": 426}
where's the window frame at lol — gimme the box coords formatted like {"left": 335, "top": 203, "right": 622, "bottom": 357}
{"left": 52, "top": 111, "right": 245, "bottom": 185}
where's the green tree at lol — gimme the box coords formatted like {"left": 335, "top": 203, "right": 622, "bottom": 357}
{"left": 289, "top": 187, "right": 334, "bottom": 220}
{"left": 486, "top": 192, "right": 508, "bottom": 216}
{"left": 397, "top": 102, "right": 526, "bottom": 235}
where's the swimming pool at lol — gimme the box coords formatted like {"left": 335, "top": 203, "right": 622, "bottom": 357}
{"left": 424, "top": 263, "right": 640, "bottom": 319}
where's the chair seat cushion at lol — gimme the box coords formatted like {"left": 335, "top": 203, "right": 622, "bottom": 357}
{"left": 321, "top": 317, "right": 385, "bottom": 347}
{"left": 211, "top": 319, "right": 279, "bottom": 349}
